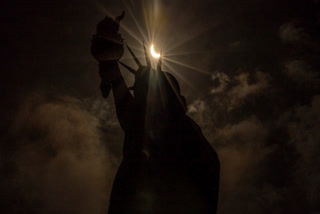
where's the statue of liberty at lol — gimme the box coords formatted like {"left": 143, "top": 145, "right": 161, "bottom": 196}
{"left": 91, "top": 12, "right": 220, "bottom": 214}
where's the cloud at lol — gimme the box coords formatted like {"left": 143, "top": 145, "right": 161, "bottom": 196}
{"left": 214, "top": 118, "right": 271, "bottom": 191}
{"left": 187, "top": 99, "right": 207, "bottom": 114}
{"left": 208, "top": 71, "right": 270, "bottom": 110}
{"left": 187, "top": 95, "right": 280, "bottom": 213}
{"left": 284, "top": 60, "right": 319, "bottom": 83}
{"left": 209, "top": 117, "right": 277, "bottom": 214}
{"left": 228, "top": 71, "right": 269, "bottom": 108}
{"left": 3, "top": 93, "right": 122, "bottom": 214}
{"left": 186, "top": 91, "right": 320, "bottom": 213}
{"left": 273, "top": 95, "right": 320, "bottom": 212}
{"left": 187, "top": 91, "right": 320, "bottom": 213}
{"left": 212, "top": 117, "right": 271, "bottom": 185}
{"left": 285, "top": 96, "right": 320, "bottom": 208}
{"left": 279, "top": 22, "right": 307, "bottom": 43}
{"left": 187, "top": 99, "right": 218, "bottom": 139}
{"left": 210, "top": 72, "right": 230, "bottom": 94}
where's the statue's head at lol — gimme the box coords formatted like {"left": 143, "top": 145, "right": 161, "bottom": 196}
{"left": 119, "top": 42, "right": 187, "bottom": 125}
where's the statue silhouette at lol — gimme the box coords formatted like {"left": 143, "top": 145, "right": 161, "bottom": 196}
{"left": 91, "top": 12, "right": 220, "bottom": 214}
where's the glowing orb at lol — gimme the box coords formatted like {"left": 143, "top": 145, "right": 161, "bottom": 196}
{"left": 150, "top": 44, "right": 160, "bottom": 58}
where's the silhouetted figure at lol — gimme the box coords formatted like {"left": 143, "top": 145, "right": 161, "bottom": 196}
{"left": 91, "top": 12, "right": 219, "bottom": 214}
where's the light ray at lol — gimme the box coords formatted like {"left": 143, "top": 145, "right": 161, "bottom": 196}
{"left": 143, "top": 41, "right": 151, "bottom": 67}
{"left": 142, "top": 0, "right": 152, "bottom": 42}
{"left": 120, "top": 24, "right": 145, "bottom": 45}
{"left": 125, "top": 42, "right": 143, "bottom": 67}
{"left": 123, "top": 1, "right": 149, "bottom": 42}
{"left": 165, "top": 50, "right": 209, "bottom": 57}
{"left": 165, "top": 26, "right": 214, "bottom": 53}
{"left": 162, "top": 60, "right": 197, "bottom": 91}
{"left": 120, "top": 44, "right": 145, "bottom": 64}
{"left": 163, "top": 57, "right": 210, "bottom": 76}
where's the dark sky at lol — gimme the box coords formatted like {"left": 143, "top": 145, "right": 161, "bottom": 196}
{"left": 1, "top": 0, "right": 320, "bottom": 213}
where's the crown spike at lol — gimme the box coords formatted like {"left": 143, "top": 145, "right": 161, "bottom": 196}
{"left": 157, "top": 50, "right": 162, "bottom": 71}
{"left": 119, "top": 61, "right": 136, "bottom": 74}
{"left": 143, "top": 41, "right": 151, "bottom": 67}
{"left": 125, "top": 42, "right": 142, "bottom": 67}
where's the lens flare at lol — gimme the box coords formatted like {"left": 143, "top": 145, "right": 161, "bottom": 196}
{"left": 150, "top": 44, "right": 160, "bottom": 58}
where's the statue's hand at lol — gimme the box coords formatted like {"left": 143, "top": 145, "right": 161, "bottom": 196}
{"left": 91, "top": 12, "right": 125, "bottom": 62}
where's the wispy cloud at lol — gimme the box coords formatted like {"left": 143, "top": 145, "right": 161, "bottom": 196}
{"left": 279, "top": 22, "right": 308, "bottom": 43}
{"left": 284, "top": 60, "right": 319, "bottom": 84}
{"left": 210, "top": 72, "right": 230, "bottom": 94}
{"left": 4, "top": 93, "right": 122, "bottom": 214}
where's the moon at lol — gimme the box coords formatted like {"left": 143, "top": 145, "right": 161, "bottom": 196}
{"left": 150, "top": 44, "right": 160, "bottom": 58}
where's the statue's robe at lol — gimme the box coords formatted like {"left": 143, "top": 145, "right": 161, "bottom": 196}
{"left": 107, "top": 70, "right": 220, "bottom": 214}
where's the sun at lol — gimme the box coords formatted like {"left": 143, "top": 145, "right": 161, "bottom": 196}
{"left": 150, "top": 44, "right": 160, "bottom": 58}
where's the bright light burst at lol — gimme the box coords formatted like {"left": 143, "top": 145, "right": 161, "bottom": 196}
{"left": 98, "top": 0, "right": 213, "bottom": 85}
{"left": 150, "top": 44, "right": 160, "bottom": 58}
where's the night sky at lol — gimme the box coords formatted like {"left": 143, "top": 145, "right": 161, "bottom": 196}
{"left": 1, "top": 0, "right": 320, "bottom": 213}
